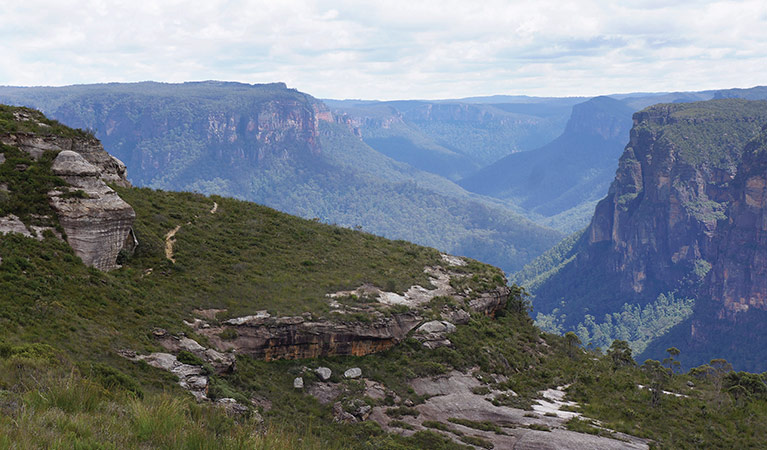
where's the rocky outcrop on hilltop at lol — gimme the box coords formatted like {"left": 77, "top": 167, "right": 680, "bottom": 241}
{"left": 1, "top": 133, "right": 130, "bottom": 187}
{"left": 190, "top": 265, "right": 511, "bottom": 361}
{"left": 0, "top": 107, "right": 136, "bottom": 270}
{"left": 49, "top": 150, "right": 136, "bottom": 270}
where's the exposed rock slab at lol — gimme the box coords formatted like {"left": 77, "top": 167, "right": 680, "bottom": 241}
{"left": 371, "top": 371, "right": 649, "bottom": 450}
{"left": 0, "top": 215, "right": 34, "bottom": 238}
{"left": 0, "top": 214, "right": 60, "bottom": 240}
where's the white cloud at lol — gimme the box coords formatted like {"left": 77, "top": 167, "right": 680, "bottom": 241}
{"left": 0, "top": 0, "right": 765, "bottom": 99}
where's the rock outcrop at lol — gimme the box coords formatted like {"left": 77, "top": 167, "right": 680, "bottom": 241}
{"left": 1, "top": 133, "right": 130, "bottom": 187}
{"left": 0, "top": 110, "right": 136, "bottom": 270}
{"left": 187, "top": 257, "right": 510, "bottom": 362}
{"left": 48, "top": 150, "right": 136, "bottom": 270}
{"left": 201, "top": 313, "right": 422, "bottom": 361}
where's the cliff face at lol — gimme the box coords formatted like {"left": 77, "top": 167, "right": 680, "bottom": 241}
{"left": 40, "top": 82, "right": 329, "bottom": 187}
{"left": 526, "top": 99, "right": 767, "bottom": 369}
{"left": 584, "top": 99, "right": 767, "bottom": 304}
{"left": 708, "top": 129, "right": 767, "bottom": 314}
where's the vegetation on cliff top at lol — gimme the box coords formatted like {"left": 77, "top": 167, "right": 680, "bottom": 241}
{"left": 0, "top": 104, "right": 92, "bottom": 138}
{"left": 636, "top": 98, "right": 767, "bottom": 168}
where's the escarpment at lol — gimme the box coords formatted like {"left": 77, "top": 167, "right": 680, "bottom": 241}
{"left": 582, "top": 99, "right": 767, "bottom": 300}
{"left": 529, "top": 99, "right": 767, "bottom": 368}
{"left": 32, "top": 82, "right": 333, "bottom": 187}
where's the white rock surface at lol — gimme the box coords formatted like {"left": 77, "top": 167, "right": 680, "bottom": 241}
{"left": 316, "top": 367, "right": 332, "bottom": 381}
{"left": 344, "top": 367, "right": 362, "bottom": 379}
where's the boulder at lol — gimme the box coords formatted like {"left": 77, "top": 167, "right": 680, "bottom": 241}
{"left": 293, "top": 377, "right": 304, "bottom": 389}
{"left": 48, "top": 150, "right": 136, "bottom": 271}
{"left": 415, "top": 320, "right": 457, "bottom": 348}
{"left": 316, "top": 366, "right": 332, "bottom": 381}
{"left": 344, "top": 368, "right": 362, "bottom": 379}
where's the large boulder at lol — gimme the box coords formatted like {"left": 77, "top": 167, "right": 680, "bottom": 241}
{"left": 49, "top": 150, "right": 136, "bottom": 270}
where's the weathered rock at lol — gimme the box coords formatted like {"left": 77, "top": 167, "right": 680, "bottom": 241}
{"left": 316, "top": 367, "right": 332, "bottom": 381}
{"left": 307, "top": 382, "right": 342, "bottom": 405}
{"left": 1, "top": 133, "right": 130, "bottom": 187}
{"left": 344, "top": 367, "right": 362, "bottom": 379}
{"left": 132, "top": 352, "right": 209, "bottom": 401}
{"left": 293, "top": 377, "right": 304, "bottom": 389}
{"left": 48, "top": 150, "right": 135, "bottom": 270}
{"left": 0, "top": 215, "right": 34, "bottom": 238}
{"left": 441, "top": 308, "right": 470, "bottom": 325}
{"left": 356, "top": 404, "right": 372, "bottom": 420}
{"left": 414, "top": 320, "right": 457, "bottom": 349}
{"left": 216, "top": 398, "right": 252, "bottom": 417}
{"left": 371, "top": 370, "right": 650, "bottom": 450}
{"left": 333, "top": 401, "right": 357, "bottom": 423}
{"left": 200, "top": 313, "right": 422, "bottom": 361}
{"left": 417, "top": 320, "right": 457, "bottom": 335}
{"left": 156, "top": 334, "right": 235, "bottom": 373}
{"left": 363, "top": 380, "right": 387, "bottom": 401}
{"left": 468, "top": 287, "right": 510, "bottom": 316}
{"left": 225, "top": 310, "right": 271, "bottom": 325}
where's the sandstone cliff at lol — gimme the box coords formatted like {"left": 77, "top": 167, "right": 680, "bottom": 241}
{"left": 530, "top": 99, "right": 767, "bottom": 368}
{"left": 33, "top": 82, "right": 330, "bottom": 187}
{"left": 708, "top": 127, "right": 767, "bottom": 314}
{"left": 583, "top": 99, "right": 767, "bottom": 303}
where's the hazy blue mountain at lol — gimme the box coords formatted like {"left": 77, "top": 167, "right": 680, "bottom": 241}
{"left": 0, "top": 82, "right": 562, "bottom": 274}
{"left": 329, "top": 98, "right": 576, "bottom": 179}
{"left": 459, "top": 96, "right": 635, "bottom": 232}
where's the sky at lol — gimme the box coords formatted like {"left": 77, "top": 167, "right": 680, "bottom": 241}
{"left": 1, "top": 0, "right": 766, "bottom": 100}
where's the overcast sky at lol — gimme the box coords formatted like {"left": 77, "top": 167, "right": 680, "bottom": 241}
{"left": 1, "top": 0, "right": 765, "bottom": 100}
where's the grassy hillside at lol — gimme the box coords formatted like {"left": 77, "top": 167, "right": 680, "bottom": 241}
{"left": 3, "top": 222, "right": 767, "bottom": 449}
{"left": 0, "top": 84, "right": 563, "bottom": 275}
